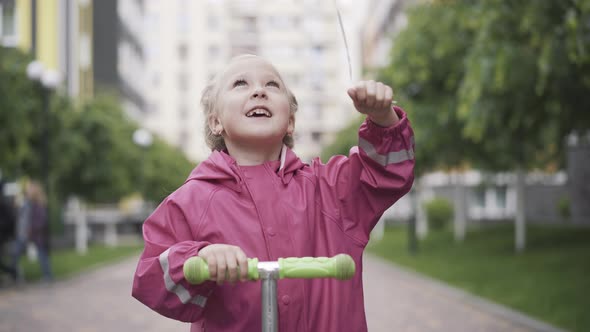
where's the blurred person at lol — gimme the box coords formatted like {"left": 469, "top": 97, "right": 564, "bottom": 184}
{"left": 11, "top": 180, "right": 53, "bottom": 283}
{"left": 0, "top": 180, "right": 18, "bottom": 282}
{"left": 132, "top": 54, "right": 415, "bottom": 331}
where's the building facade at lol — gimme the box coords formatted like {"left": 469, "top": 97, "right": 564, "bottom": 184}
{"left": 362, "top": 0, "right": 410, "bottom": 71}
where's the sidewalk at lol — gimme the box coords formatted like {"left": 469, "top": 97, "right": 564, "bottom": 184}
{"left": 0, "top": 253, "right": 566, "bottom": 332}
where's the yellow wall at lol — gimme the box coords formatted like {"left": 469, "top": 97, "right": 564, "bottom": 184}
{"left": 16, "top": 0, "right": 31, "bottom": 51}
{"left": 37, "top": 0, "right": 59, "bottom": 70}
{"left": 15, "top": 0, "right": 94, "bottom": 99}
{"left": 15, "top": 0, "right": 59, "bottom": 70}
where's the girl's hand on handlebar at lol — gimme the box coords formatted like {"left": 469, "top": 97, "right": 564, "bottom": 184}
{"left": 198, "top": 244, "right": 249, "bottom": 284}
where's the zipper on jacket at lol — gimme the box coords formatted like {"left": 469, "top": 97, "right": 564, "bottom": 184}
{"left": 234, "top": 166, "right": 274, "bottom": 260}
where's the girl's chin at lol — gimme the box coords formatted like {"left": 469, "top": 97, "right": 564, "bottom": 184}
{"left": 228, "top": 133, "right": 286, "bottom": 145}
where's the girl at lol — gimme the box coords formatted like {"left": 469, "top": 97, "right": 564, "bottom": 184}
{"left": 132, "top": 54, "right": 415, "bottom": 331}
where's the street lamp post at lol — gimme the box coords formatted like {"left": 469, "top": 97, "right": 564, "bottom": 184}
{"left": 133, "top": 128, "right": 153, "bottom": 196}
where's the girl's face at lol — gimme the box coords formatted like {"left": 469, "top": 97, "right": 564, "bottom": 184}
{"left": 210, "top": 56, "right": 294, "bottom": 149}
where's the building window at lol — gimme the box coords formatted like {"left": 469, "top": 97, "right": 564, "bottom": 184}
{"left": 178, "top": 16, "right": 190, "bottom": 33}
{"left": 311, "top": 131, "right": 322, "bottom": 143}
{"left": 179, "top": 129, "right": 189, "bottom": 149}
{"left": 178, "top": 43, "right": 189, "bottom": 61}
{"left": 310, "top": 69, "right": 324, "bottom": 90}
{"left": 0, "top": 0, "right": 17, "bottom": 46}
{"left": 208, "top": 45, "right": 220, "bottom": 58}
{"left": 495, "top": 186, "right": 507, "bottom": 209}
{"left": 208, "top": 15, "right": 219, "bottom": 30}
{"left": 179, "top": 105, "right": 189, "bottom": 120}
{"left": 178, "top": 72, "right": 189, "bottom": 92}
{"left": 311, "top": 103, "right": 322, "bottom": 118}
{"left": 287, "top": 73, "right": 301, "bottom": 86}
{"left": 152, "top": 73, "right": 160, "bottom": 87}
{"left": 472, "top": 187, "right": 486, "bottom": 208}
{"left": 242, "top": 16, "right": 257, "bottom": 33}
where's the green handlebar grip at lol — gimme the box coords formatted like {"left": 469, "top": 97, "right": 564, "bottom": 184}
{"left": 183, "top": 256, "right": 260, "bottom": 285}
{"left": 278, "top": 254, "right": 355, "bottom": 280}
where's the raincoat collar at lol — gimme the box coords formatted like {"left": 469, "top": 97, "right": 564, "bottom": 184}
{"left": 186, "top": 145, "right": 305, "bottom": 191}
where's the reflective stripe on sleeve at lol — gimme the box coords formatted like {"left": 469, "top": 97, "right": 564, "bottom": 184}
{"left": 159, "top": 248, "right": 207, "bottom": 307}
{"left": 358, "top": 137, "right": 415, "bottom": 166}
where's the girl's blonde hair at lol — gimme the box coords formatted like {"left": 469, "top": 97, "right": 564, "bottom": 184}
{"left": 200, "top": 55, "right": 298, "bottom": 151}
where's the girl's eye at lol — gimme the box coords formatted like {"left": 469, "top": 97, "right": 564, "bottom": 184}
{"left": 233, "top": 79, "right": 247, "bottom": 87}
{"left": 266, "top": 80, "right": 280, "bottom": 88}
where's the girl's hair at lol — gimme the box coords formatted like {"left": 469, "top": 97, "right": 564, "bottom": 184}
{"left": 200, "top": 55, "right": 298, "bottom": 151}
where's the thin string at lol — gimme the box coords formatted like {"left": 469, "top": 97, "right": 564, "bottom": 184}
{"left": 334, "top": 1, "right": 353, "bottom": 82}
{"left": 332, "top": 1, "right": 397, "bottom": 105}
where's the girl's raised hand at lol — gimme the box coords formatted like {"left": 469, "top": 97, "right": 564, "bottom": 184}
{"left": 347, "top": 80, "right": 399, "bottom": 127}
{"left": 197, "top": 244, "right": 249, "bottom": 285}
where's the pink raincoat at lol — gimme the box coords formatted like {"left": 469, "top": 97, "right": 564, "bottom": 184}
{"left": 132, "top": 107, "right": 415, "bottom": 332}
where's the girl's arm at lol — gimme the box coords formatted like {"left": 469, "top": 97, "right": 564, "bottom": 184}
{"left": 132, "top": 197, "right": 214, "bottom": 322}
{"left": 313, "top": 105, "right": 415, "bottom": 245}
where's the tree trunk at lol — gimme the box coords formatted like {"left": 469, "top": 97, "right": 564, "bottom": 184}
{"left": 453, "top": 173, "right": 467, "bottom": 242}
{"left": 515, "top": 169, "right": 526, "bottom": 252}
{"left": 415, "top": 179, "right": 429, "bottom": 240}
{"left": 407, "top": 187, "right": 418, "bottom": 254}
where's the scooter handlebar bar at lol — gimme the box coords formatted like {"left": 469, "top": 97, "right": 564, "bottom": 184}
{"left": 183, "top": 254, "right": 355, "bottom": 285}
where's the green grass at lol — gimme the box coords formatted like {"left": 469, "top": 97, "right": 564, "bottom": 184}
{"left": 367, "top": 224, "right": 590, "bottom": 332}
{"left": 21, "top": 244, "right": 143, "bottom": 281}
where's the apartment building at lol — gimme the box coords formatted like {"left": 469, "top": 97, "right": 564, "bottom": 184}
{"left": 362, "top": 0, "right": 410, "bottom": 71}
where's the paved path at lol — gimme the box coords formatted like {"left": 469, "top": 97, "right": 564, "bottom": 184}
{"left": 0, "top": 254, "right": 566, "bottom": 332}
{"left": 363, "top": 254, "right": 565, "bottom": 332}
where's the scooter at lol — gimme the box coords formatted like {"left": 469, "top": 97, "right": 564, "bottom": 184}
{"left": 184, "top": 254, "right": 355, "bottom": 332}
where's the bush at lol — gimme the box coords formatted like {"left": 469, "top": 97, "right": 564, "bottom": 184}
{"left": 424, "top": 197, "right": 453, "bottom": 230}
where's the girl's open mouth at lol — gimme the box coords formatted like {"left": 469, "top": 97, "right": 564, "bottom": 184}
{"left": 246, "top": 108, "right": 272, "bottom": 117}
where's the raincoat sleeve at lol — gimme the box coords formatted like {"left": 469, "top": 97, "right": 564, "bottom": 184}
{"left": 132, "top": 197, "right": 215, "bottom": 322}
{"left": 314, "top": 106, "right": 415, "bottom": 245}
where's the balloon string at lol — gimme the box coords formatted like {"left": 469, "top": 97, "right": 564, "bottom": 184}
{"left": 332, "top": 1, "right": 397, "bottom": 105}
{"left": 334, "top": 1, "right": 353, "bottom": 82}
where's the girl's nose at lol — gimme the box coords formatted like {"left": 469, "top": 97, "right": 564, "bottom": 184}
{"left": 251, "top": 86, "right": 267, "bottom": 99}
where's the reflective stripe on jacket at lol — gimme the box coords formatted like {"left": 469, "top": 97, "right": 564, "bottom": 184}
{"left": 132, "top": 107, "right": 415, "bottom": 332}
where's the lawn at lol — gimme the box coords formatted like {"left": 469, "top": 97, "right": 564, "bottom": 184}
{"left": 21, "top": 244, "right": 143, "bottom": 282}
{"left": 367, "top": 224, "right": 590, "bottom": 332}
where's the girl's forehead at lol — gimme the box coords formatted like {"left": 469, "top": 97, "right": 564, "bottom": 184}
{"left": 221, "top": 57, "right": 281, "bottom": 80}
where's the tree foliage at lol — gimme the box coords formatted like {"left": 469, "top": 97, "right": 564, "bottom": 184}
{"left": 324, "top": 1, "right": 590, "bottom": 174}
{"left": 0, "top": 47, "right": 44, "bottom": 178}
{"left": 320, "top": 114, "right": 364, "bottom": 162}
{"left": 0, "top": 47, "right": 194, "bottom": 204}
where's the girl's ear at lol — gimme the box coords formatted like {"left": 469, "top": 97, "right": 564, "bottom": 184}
{"left": 208, "top": 114, "right": 223, "bottom": 135}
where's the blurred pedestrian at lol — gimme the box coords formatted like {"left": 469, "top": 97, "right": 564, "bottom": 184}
{"left": 12, "top": 180, "right": 53, "bottom": 283}
{"left": 0, "top": 180, "right": 18, "bottom": 282}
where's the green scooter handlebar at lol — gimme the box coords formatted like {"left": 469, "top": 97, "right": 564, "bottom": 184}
{"left": 183, "top": 254, "right": 355, "bottom": 285}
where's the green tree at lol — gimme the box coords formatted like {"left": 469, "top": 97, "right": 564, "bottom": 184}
{"left": 376, "top": 0, "right": 590, "bottom": 251}
{"left": 52, "top": 94, "right": 194, "bottom": 204}
{"left": 0, "top": 46, "right": 194, "bottom": 220}
{"left": 51, "top": 94, "right": 141, "bottom": 202}
{"left": 0, "top": 47, "right": 44, "bottom": 179}
{"left": 320, "top": 114, "right": 363, "bottom": 162}
{"left": 143, "top": 137, "right": 195, "bottom": 203}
